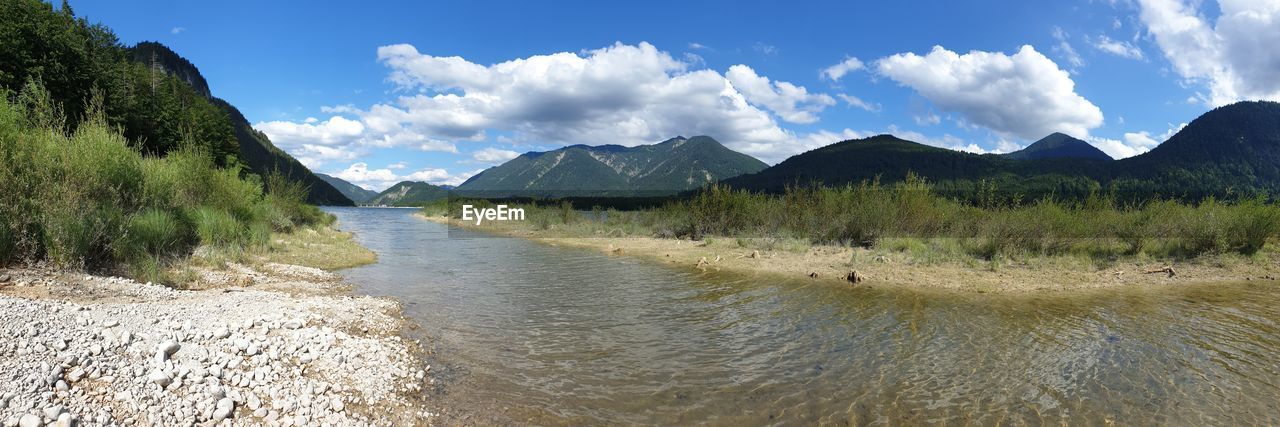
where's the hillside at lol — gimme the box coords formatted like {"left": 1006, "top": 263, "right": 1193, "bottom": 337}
{"left": 127, "top": 42, "right": 353, "bottom": 206}
{"left": 456, "top": 136, "right": 767, "bottom": 197}
{"left": 367, "top": 181, "right": 450, "bottom": 206}
{"left": 725, "top": 101, "right": 1280, "bottom": 201}
{"left": 317, "top": 173, "right": 380, "bottom": 204}
{"left": 721, "top": 134, "right": 1109, "bottom": 199}
{"left": 1003, "top": 132, "right": 1113, "bottom": 161}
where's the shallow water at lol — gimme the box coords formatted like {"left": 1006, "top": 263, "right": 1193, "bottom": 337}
{"left": 327, "top": 207, "right": 1280, "bottom": 425}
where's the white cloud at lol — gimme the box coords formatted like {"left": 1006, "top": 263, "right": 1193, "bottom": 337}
{"left": 1086, "top": 122, "right": 1186, "bottom": 159}
{"left": 331, "top": 162, "right": 482, "bottom": 190}
{"left": 725, "top": 65, "right": 835, "bottom": 124}
{"left": 837, "top": 94, "right": 880, "bottom": 112}
{"left": 821, "top": 57, "right": 866, "bottom": 81}
{"left": 913, "top": 111, "right": 941, "bottom": 126}
{"left": 256, "top": 116, "right": 365, "bottom": 147}
{"left": 404, "top": 168, "right": 483, "bottom": 186}
{"left": 261, "top": 42, "right": 879, "bottom": 168}
{"left": 1092, "top": 35, "right": 1145, "bottom": 60}
{"left": 688, "top": 42, "right": 709, "bottom": 50}
{"left": 1137, "top": 0, "right": 1280, "bottom": 105}
{"left": 170, "top": 27, "right": 185, "bottom": 35}
{"left": 387, "top": 162, "right": 408, "bottom": 170}
{"left": 473, "top": 147, "right": 521, "bottom": 163}
{"left": 1052, "top": 27, "right": 1085, "bottom": 70}
{"left": 875, "top": 45, "right": 1105, "bottom": 140}
{"left": 332, "top": 162, "right": 399, "bottom": 190}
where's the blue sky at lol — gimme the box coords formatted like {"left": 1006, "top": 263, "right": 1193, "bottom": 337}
{"left": 72, "top": 0, "right": 1280, "bottom": 190}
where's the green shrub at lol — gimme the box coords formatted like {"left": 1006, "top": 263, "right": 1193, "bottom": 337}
{"left": 189, "top": 207, "right": 243, "bottom": 247}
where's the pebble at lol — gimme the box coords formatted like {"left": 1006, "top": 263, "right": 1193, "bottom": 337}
{"left": 212, "top": 397, "right": 235, "bottom": 422}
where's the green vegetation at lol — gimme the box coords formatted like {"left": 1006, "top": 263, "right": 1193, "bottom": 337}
{"left": 429, "top": 176, "right": 1280, "bottom": 262}
{"left": 724, "top": 101, "right": 1280, "bottom": 202}
{"left": 1002, "top": 132, "right": 1113, "bottom": 161}
{"left": 0, "top": 0, "right": 353, "bottom": 205}
{"left": 455, "top": 136, "right": 768, "bottom": 197}
{"left": 0, "top": 85, "right": 331, "bottom": 283}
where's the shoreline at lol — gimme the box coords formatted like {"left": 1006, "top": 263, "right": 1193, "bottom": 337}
{"left": 0, "top": 229, "right": 438, "bottom": 426}
{"left": 419, "top": 213, "right": 1280, "bottom": 293}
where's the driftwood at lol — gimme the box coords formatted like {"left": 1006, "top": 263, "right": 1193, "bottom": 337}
{"left": 695, "top": 257, "right": 710, "bottom": 269}
{"left": 1144, "top": 267, "right": 1176, "bottom": 277}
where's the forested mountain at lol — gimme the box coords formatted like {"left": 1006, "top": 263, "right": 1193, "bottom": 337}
{"left": 316, "top": 173, "right": 380, "bottom": 204}
{"left": 366, "top": 181, "right": 450, "bottom": 207}
{"left": 1003, "top": 132, "right": 1113, "bottom": 161}
{"left": 724, "top": 101, "right": 1280, "bottom": 201}
{"left": 0, "top": 0, "right": 352, "bottom": 205}
{"left": 456, "top": 136, "right": 768, "bottom": 197}
{"left": 123, "top": 42, "right": 353, "bottom": 206}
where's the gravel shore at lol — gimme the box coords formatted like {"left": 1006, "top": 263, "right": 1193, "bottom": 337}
{"left": 0, "top": 263, "right": 435, "bottom": 426}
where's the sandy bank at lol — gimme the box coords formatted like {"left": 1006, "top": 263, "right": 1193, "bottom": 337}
{"left": 420, "top": 213, "right": 1280, "bottom": 293}
{"left": 0, "top": 261, "right": 436, "bottom": 426}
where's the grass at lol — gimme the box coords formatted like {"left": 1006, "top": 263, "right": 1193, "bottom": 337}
{"left": 0, "top": 81, "right": 336, "bottom": 285}
{"left": 266, "top": 226, "right": 377, "bottom": 271}
{"left": 424, "top": 175, "right": 1280, "bottom": 266}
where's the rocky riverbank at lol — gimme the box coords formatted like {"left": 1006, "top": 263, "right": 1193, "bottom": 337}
{"left": 0, "top": 262, "right": 436, "bottom": 426}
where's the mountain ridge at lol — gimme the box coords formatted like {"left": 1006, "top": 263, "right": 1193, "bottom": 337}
{"left": 456, "top": 135, "right": 767, "bottom": 197}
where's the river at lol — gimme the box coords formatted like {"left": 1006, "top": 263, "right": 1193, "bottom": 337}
{"left": 326, "top": 207, "right": 1280, "bottom": 425}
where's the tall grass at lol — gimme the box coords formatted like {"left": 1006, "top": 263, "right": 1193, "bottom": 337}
{"left": 0, "top": 83, "right": 332, "bottom": 282}
{"left": 432, "top": 174, "right": 1280, "bottom": 261}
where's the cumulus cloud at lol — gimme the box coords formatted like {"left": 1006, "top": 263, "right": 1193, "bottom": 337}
{"left": 330, "top": 162, "right": 482, "bottom": 190}
{"left": 1086, "top": 122, "right": 1186, "bottom": 159}
{"left": 258, "top": 42, "right": 872, "bottom": 168}
{"left": 472, "top": 147, "right": 521, "bottom": 164}
{"left": 1137, "top": 0, "right": 1280, "bottom": 105}
{"left": 725, "top": 65, "right": 835, "bottom": 123}
{"left": 171, "top": 27, "right": 185, "bottom": 34}
{"left": 1091, "top": 35, "right": 1145, "bottom": 60}
{"left": 404, "top": 168, "right": 483, "bottom": 186}
{"left": 821, "top": 57, "right": 866, "bottom": 81}
{"left": 875, "top": 45, "right": 1105, "bottom": 140}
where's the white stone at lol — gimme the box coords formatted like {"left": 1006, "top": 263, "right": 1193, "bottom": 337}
{"left": 212, "top": 397, "right": 234, "bottom": 422}
{"left": 148, "top": 370, "right": 172, "bottom": 387}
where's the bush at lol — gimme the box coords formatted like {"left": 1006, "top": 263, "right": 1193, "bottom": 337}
{"left": 190, "top": 207, "right": 243, "bottom": 247}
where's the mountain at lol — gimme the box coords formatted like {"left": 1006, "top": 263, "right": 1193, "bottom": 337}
{"left": 456, "top": 136, "right": 768, "bottom": 197}
{"left": 316, "top": 173, "right": 380, "bottom": 204}
{"left": 725, "top": 101, "right": 1280, "bottom": 201}
{"left": 1003, "top": 132, "right": 1113, "bottom": 161}
{"left": 127, "top": 42, "right": 354, "bottom": 206}
{"left": 367, "top": 181, "right": 450, "bottom": 206}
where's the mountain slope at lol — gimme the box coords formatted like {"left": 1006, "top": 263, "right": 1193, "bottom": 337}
{"left": 457, "top": 136, "right": 767, "bottom": 196}
{"left": 127, "top": 42, "right": 354, "bottom": 206}
{"left": 316, "top": 173, "right": 380, "bottom": 204}
{"left": 726, "top": 101, "right": 1280, "bottom": 200}
{"left": 367, "top": 181, "right": 450, "bottom": 206}
{"left": 1003, "top": 132, "right": 1113, "bottom": 161}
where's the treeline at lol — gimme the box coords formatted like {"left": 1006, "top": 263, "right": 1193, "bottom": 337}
{"left": 0, "top": 85, "right": 328, "bottom": 281}
{"left": 433, "top": 177, "right": 1280, "bottom": 260}
{"left": 0, "top": 0, "right": 239, "bottom": 166}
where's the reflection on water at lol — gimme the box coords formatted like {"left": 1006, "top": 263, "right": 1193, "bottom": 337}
{"left": 327, "top": 207, "right": 1280, "bottom": 425}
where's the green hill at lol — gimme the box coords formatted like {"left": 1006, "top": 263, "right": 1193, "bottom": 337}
{"left": 367, "top": 181, "right": 450, "bottom": 206}
{"left": 316, "top": 173, "right": 380, "bottom": 204}
{"left": 1003, "top": 132, "right": 1113, "bottom": 161}
{"left": 456, "top": 136, "right": 768, "bottom": 197}
{"left": 724, "top": 101, "right": 1280, "bottom": 201}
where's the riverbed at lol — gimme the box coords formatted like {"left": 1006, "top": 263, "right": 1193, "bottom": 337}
{"left": 329, "top": 207, "right": 1280, "bottom": 425}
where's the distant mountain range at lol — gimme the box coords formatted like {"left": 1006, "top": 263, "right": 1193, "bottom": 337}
{"left": 130, "top": 42, "right": 354, "bottom": 206}
{"left": 316, "top": 173, "right": 380, "bottom": 204}
{"left": 366, "top": 181, "right": 450, "bottom": 207}
{"left": 724, "top": 101, "right": 1280, "bottom": 200}
{"left": 1002, "top": 132, "right": 1113, "bottom": 161}
{"left": 455, "top": 136, "right": 768, "bottom": 197}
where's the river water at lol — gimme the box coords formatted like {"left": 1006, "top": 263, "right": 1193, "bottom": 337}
{"left": 326, "top": 207, "right": 1280, "bottom": 425}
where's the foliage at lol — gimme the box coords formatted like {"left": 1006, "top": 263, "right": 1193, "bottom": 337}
{"left": 0, "top": 89, "right": 330, "bottom": 280}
